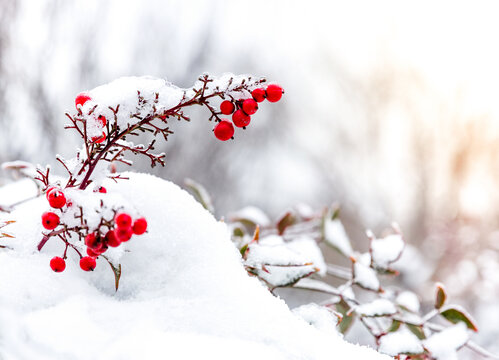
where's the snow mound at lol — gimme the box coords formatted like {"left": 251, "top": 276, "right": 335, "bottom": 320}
{"left": 0, "top": 173, "right": 389, "bottom": 359}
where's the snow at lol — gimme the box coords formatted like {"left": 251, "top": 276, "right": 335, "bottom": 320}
{"left": 0, "top": 173, "right": 389, "bottom": 359}
{"left": 423, "top": 323, "right": 470, "bottom": 360}
{"left": 370, "top": 233, "right": 404, "bottom": 268}
{"left": 245, "top": 234, "right": 325, "bottom": 287}
{"left": 292, "top": 303, "right": 340, "bottom": 333}
{"left": 396, "top": 291, "right": 420, "bottom": 313}
{"left": 353, "top": 257, "right": 380, "bottom": 291}
{"left": 228, "top": 205, "right": 271, "bottom": 226}
{"left": 355, "top": 299, "right": 397, "bottom": 317}
{"left": 323, "top": 217, "right": 353, "bottom": 256}
{"left": 378, "top": 327, "right": 424, "bottom": 356}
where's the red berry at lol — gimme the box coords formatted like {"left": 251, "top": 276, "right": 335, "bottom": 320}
{"left": 232, "top": 110, "right": 251, "bottom": 128}
{"left": 97, "top": 115, "right": 107, "bottom": 127}
{"left": 86, "top": 247, "right": 100, "bottom": 257}
{"left": 85, "top": 233, "right": 102, "bottom": 250}
{"left": 114, "top": 226, "right": 133, "bottom": 242}
{"left": 94, "top": 244, "right": 108, "bottom": 255}
{"left": 80, "top": 256, "right": 97, "bottom": 271}
{"left": 47, "top": 190, "right": 66, "bottom": 209}
{"left": 45, "top": 186, "right": 57, "bottom": 200}
{"left": 42, "top": 212, "right": 60, "bottom": 230}
{"left": 115, "top": 213, "right": 132, "bottom": 228}
{"left": 252, "top": 88, "right": 266, "bottom": 102}
{"left": 266, "top": 84, "right": 283, "bottom": 102}
{"left": 132, "top": 217, "right": 148, "bottom": 235}
{"left": 105, "top": 230, "right": 121, "bottom": 247}
{"left": 242, "top": 99, "right": 258, "bottom": 115}
{"left": 94, "top": 186, "right": 107, "bottom": 193}
{"left": 75, "top": 93, "right": 91, "bottom": 109}
{"left": 220, "top": 100, "right": 235, "bottom": 115}
{"left": 91, "top": 132, "right": 106, "bottom": 144}
{"left": 214, "top": 120, "right": 235, "bottom": 141}
{"left": 50, "top": 256, "right": 66, "bottom": 272}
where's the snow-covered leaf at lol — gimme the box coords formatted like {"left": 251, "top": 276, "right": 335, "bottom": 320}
{"left": 322, "top": 215, "right": 352, "bottom": 257}
{"left": 378, "top": 327, "right": 424, "bottom": 356}
{"left": 396, "top": 291, "right": 420, "bottom": 313}
{"left": 184, "top": 178, "right": 214, "bottom": 213}
{"left": 355, "top": 299, "right": 397, "bottom": 317}
{"left": 423, "top": 323, "right": 470, "bottom": 360}
{"left": 440, "top": 305, "right": 478, "bottom": 332}
{"left": 229, "top": 206, "right": 270, "bottom": 227}
{"left": 353, "top": 260, "right": 380, "bottom": 291}
{"left": 370, "top": 233, "right": 404, "bottom": 269}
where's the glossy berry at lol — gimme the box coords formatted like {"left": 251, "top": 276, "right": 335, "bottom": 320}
{"left": 45, "top": 186, "right": 57, "bottom": 200}
{"left": 220, "top": 100, "right": 235, "bottom": 115}
{"left": 95, "top": 186, "right": 107, "bottom": 193}
{"left": 232, "top": 110, "right": 251, "bottom": 128}
{"left": 42, "top": 212, "right": 60, "bottom": 230}
{"left": 214, "top": 120, "right": 234, "bottom": 141}
{"left": 85, "top": 233, "right": 102, "bottom": 250}
{"left": 86, "top": 247, "right": 100, "bottom": 257}
{"left": 242, "top": 99, "right": 258, "bottom": 115}
{"left": 105, "top": 230, "right": 121, "bottom": 247}
{"left": 132, "top": 217, "right": 148, "bottom": 235}
{"left": 80, "top": 256, "right": 97, "bottom": 271}
{"left": 91, "top": 132, "right": 106, "bottom": 144}
{"left": 252, "top": 88, "right": 266, "bottom": 102}
{"left": 97, "top": 115, "right": 107, "bottom": 127}
{"left": 115, "top": 213, "right": 132, "bottom": 228}
{"left": 47, "top": 189, "right": 66, "bottom": 208}
{"left": 266, "top": 84, "right": 283, "bottom": 102}
{"left": 94, "top": 244, "right": 108, "bottom": 255}
{"left": 50, "top": 256, "right": 66, "bottom": 272}
{"left": 115, "top": 226, "right": 133, "bottom": 242}
{"left": 75, "top": 93, "right": 91, "bottom": 109}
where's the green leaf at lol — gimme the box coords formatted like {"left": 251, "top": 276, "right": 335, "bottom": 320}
{"left": 435, "top": 283, "right": 447, "bottom": 309}
{"left": 233, "top": 227, "right": 245, "bottom": 238}
{"left": 276, "top": 212, "right": 297, "bottom": 235}
{"left": 239, "top": 244, "right": 249, "bottom": 258}
{"left": 388, "top": 319, "right": 401, "bottom": 332}
{"left": 336, "top": 299, "right": 355, "bottom": 334}
{"left": 440, "top": 306, "right": 478, "bottom": 332}
{"left": 406, "top": 323, "right": 426, "bottom": 340}
{"left": 184, "top": 178, "right": 214, "bottom": 213}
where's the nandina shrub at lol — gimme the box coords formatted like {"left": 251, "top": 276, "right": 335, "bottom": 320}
{"left": 31, "top": 74, "right": 283, "bottom": 289}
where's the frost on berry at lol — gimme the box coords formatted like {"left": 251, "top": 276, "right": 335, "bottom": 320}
{"left": 47, "top": 190, "right": 66, "bottom": 208}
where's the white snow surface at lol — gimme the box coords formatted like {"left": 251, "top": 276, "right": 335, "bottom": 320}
{"left": 323, "top": 218, "right": 353, "bottom": 256}
{"left": 353, "top": 257, "right": 380, "bottom": 291}
{"left": 0, "top": 173, "right": 389, "bottom": 360}
{"left": 370, "top": 234, "right": 404, "bottom": 268}
{"left": 378, "top": 327, "right": 424, "bottom": 356}
{"left": 355, "top": 299, "right": 397, "bottom": 317}
{"left": 423, "top": 323, "right": 470, "bottom": 360}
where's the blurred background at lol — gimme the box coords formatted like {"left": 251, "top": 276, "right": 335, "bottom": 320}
{"left": 1, "top": 0, "right": 499, "bottom": 356}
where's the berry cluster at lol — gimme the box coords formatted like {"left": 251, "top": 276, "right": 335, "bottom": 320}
{"left": 75, "top": 93, "right": 108, "bottom": 143}
{"left": 34, "top": 74, "right": 283, "bottom": 289}
{"left": 42, "top": 186, "right": 147, "bottom": 273}
{"left": 213, "top": 84, "right": 284, "bottom": 141}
